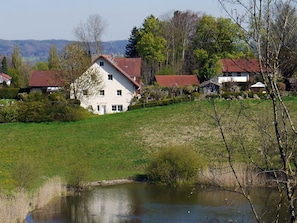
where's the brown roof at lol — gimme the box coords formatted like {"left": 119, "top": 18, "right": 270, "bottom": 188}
{"left": 29, "top": 71, "right": 64, "bottom": 87}
{"left": 0, "top": 73, "right": 12, "bottom": 80}
{"left": 221, "top": 59, "right": 261, "bottom": 73}
{"left": 155, "top": 75, "right": 200, "bottom": 87}
{"left": 114, "top": 58, "right": 141, "bottom": 78}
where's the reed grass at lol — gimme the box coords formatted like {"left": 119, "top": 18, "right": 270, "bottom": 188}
{"left": 0, "top": 176, "right": 65, "bottom": 223}
{"left": 200, "top": 163, "right": 271, "bottom": 188}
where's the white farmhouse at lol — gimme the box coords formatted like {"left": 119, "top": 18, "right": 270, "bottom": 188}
{"left": 72, "top": 55, "right": 141, "bottom": 115}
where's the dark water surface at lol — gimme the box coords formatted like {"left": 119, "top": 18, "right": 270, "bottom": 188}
{"left": 25, "top": 182, "right": 286, "bottom": 223}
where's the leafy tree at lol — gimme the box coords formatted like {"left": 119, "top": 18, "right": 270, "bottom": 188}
{"left": 125, "top": 26, "right": 140, "bottom": 58}
{"left": 193, "top": 15, "right": 251, "bottom": 81}
{"left": 1, "top": 57, "right": 8, "bottom": 74}
{"left": 136, "top": 15, "right": 167, "bottom": 84}
{"left": 8, "top": 68, "right": 20, "bottom": 87}
{"left": 35, "top": 62, "right": 49, "bottom": 71}
{"left": 11, "top": 45, "right": 22, "bottom": 70}
{"left": 48, "top": 44, "right": 59, "bottom": 70}
{"left": 73, "top": 14, "right": 107, "bottom": 55}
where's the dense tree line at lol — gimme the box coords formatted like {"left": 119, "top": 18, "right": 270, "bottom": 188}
{"left": 126, "top": 9, "right": 297, "bottom": 85}
{"left": 125, "top": 11, "right": 252, "bottom": 84}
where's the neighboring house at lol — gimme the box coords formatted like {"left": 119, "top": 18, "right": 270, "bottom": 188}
{"left": 0, "top": 73, "right": 12, "bottom": 87}
{"left": 216, "top": 59, "right": 262, "bottom": 84}
{"left": 29, "top": 70, "right": 64, "bottom": 93}
{"left": 154, "top": 75, "right": 200, "bottom": 88}
{"left": 200, "top": 80, "right": 222, "bottom": 95}
{"left": 72, "top": 55, "right": 141, "bottom": 115}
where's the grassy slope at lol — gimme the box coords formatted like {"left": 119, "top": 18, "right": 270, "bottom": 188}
{"left": 1, "top": 99, "right": 297, "bottom": 190}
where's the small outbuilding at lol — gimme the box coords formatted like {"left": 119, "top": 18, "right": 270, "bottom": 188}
{"left": 200, "top": 80, "right": 222, "bottom": 95}
{"left": 250, "top": 82, "right": 266, "bottom": 92}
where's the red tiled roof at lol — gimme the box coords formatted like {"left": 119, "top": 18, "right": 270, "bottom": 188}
{"left": 0, "top": 73, "right": 12, "bottom": 80}
{"left": 221, "top": 59, "right": 261, "bottom": 73}
{"left": 155, "top": 75, "right": 200, "bottom": 87}
{"left": 114, "top": 58, "right": 141, "bottom": 78}
{"left": 29, "top": 71, "right": 64, "bottom": 87}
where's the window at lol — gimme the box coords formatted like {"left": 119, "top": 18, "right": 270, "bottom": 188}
{"left": 99, "top": 61, "right": 104, "bottom": 66}
{"left": 99, "top": 90, "right": 105, "bottom": 96}
{"left": 117, "top": 90, "right": 122, "bottom": 96}
{"left": 83, "top": 90, "right": 88, "bottom": 95}
{"left": 112, "top": 105, "right": 123, "bottom": 112}
{"left": 108, "top": 74, "right": 113, "bottom": 80}
{"left": 97, "top": 105, "right": 100, "bottom": 111}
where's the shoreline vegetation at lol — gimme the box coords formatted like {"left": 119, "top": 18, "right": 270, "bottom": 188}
{"left": 0, "top": 164, "right": 273, "bottom": 223}
{"left": 1, "top": 98, "right": 297, "bottom": 222}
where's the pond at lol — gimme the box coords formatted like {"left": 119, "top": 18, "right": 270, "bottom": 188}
{"left": 25, "top": 182, "right": 287, "bottom": 223}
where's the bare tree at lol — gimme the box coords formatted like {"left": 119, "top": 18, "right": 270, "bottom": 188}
{"left": 59, "top": 42, "right": 104, "bottom": 100}
{"left": 73, "top": 14, "right": 107, "bottom": 56}
{"left": 161, "top": 10, "right": 200, "bottom": 74}
{"left": 214, "top": 0, "right": 297, "bottom": 222}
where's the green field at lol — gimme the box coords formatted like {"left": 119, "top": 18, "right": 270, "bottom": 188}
{"left": 1, "top": 98, "right": 296, "bottom": 190}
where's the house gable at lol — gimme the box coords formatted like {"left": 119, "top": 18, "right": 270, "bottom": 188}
{"left": 75, "top": 55, "right": 141, "bottom": 114}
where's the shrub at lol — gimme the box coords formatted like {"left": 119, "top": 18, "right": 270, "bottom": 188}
{"left": 146, "top": 145, "right": 205, "bottom": 187}
{"left": 0, "top": 103, "right": 18, "bottom": 123}
{"left": 65, "top": 162, "right": 90, "bottom": 191}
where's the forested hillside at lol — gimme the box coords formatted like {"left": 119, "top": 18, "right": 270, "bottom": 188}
{"left": 0, "top": 39, "right": 128, "bottom": 63}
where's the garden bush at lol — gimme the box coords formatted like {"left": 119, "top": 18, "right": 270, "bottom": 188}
{"left": 0, "top": 103, "right": 18, "bottom": 123}
{"left": 146, "top": 145, "right": 205, "bottom": 187}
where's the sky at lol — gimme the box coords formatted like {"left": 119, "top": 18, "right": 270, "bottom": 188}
{"left": 1, "top": 0, "right": 227, "bottom": 42}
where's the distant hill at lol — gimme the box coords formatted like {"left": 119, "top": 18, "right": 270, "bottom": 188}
{"left": 0, "top": 39, "right": 128, "bottom": 63}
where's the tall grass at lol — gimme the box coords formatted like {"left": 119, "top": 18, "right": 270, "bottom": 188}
{"left": 200, "top": 163, "right": 270, "bottom": 188}
{"left": 0, "top": 176, "right": 65, "bottom": 223}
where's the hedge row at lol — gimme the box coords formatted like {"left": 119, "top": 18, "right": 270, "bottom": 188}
{"left": 128, "top": 95, "right": 193, "bottom": 111}
{"left": 0, "top": 88, "right": 20, "bottom": 99}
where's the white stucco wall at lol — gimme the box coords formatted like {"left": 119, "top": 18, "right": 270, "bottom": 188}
{"left": 217, "top": 72, "right": 249, "bottom": 84}
{"left": 73, "top": 58, "right": 138, "bottom": 115}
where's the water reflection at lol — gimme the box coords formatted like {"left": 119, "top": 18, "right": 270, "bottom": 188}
{"left": 26, "top": 183, "right": 286, "bottom": 223}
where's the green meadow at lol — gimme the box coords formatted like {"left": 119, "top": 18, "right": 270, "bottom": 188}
{"left": 1, "top": 98, "right": 297, "bottom": 190}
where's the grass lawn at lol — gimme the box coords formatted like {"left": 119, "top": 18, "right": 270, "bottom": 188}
{"left": 1, "top": 98, "right": 297, "bottom": 190}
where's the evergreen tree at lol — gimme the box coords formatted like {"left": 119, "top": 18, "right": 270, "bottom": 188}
{"left": 1, "top": 57, "right": 8, "bottom": 74}
{"left": 125, "top": 27, "right": 140, "bottom": 58}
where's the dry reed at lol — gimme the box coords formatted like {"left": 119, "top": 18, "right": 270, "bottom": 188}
{"left": 200, "top": 163, "right": 270, "bottom": 188}
{"left": 0, "top": 176, "right": 66, "bottom": 223}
